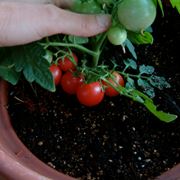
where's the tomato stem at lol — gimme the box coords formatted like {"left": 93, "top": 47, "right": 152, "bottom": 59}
{"left": 39, "top": 42, "right": 98, "bottom": 57}
{"left": 92, "top": 32, "right": 108, "bottom": 67}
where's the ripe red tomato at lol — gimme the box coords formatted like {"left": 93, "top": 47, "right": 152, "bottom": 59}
{"left": 49, "top": 64, "right": 62, "bottom": 86}
{"left": 58, "top": 52, "right": 78, "bottom": 71}
{"left": 61, "top": 71, "right": 84, "bottom": 95}
{"left": 103, "top": 72, "right": 124, "bottom": 97}
{"left": 77, "top": 82, "right": 104, "bottom": 107}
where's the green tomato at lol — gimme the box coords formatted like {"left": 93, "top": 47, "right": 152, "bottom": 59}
{"left": 117, "top": 0, "right": 157, "bottom": 32}
{"left": 107, "top": 26, "right": 127, "bottom": 45}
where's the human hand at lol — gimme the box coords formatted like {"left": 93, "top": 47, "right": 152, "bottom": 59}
{"left": 0, "top": 0, "right": 111, "bottom": 46}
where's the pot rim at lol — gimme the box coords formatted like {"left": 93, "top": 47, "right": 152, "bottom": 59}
{"left": 0, "top": 79, "right": 75, "bottom": 180}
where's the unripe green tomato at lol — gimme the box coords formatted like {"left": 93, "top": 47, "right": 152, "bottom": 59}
{"left": 107, "top": 26, "right": 127, "bottom": 45}
{"left": 117, "top": 0, "right": 156, "bottom": 32}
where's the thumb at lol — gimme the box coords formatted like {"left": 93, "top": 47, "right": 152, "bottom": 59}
{"left": 41, "top": 5, "right": 111, "bottom": 37}
{"left": 0, "top": 3, "right": 111, "bottom": 46}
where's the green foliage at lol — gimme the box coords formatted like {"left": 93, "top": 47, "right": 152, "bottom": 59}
{"left": 123, "top": 59, "right": 137, "bottom": 70}
{"left": 153, "top": 0, "right": 164, "bottom": 16}
{"left": 0, "top": 0, "right": 178, "bottom": 122}
{"left": 0, "top": 43, "right": 55, "bottom": 92}
{"left": 124, "top": 40, "right": 137, "bottom": 59}
{"left": 139, "top": 65, "right": 155, "bottom": 75}
{"left": 122, "top": 59, "right": 171, "bottom": 98}
{"left": 128, "top": 31, "right": 154, "bottom": 45}
{"left": 170, "top": 0, "right": 180, "bottom": 13}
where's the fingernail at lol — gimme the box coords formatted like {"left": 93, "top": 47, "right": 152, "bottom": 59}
{"left": 97, "top": 15, "right": 111, "bottom": 29}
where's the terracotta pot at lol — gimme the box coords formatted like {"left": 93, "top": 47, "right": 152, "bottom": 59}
{"left": 0, "top": 79, "right": 75, "bottom": 180}
{"left": 0, "top": 79, "right": 179, "bottom": 179}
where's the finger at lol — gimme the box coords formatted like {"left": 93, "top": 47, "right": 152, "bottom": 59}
{"left": 0, "top": 0, "right": 74, "bottom": 8}
{"left": 39, "top": 5, "right": 111, "bottom": 37}
{"left": 0, "top": 0, "right": 52, "bottom": 4}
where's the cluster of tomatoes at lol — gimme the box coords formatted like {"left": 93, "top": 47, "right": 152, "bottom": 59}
{"left": 107, "top": 0, "right": 156, "bottom": 46}
{"left": 49, "top": 52, "right": 125, "bottom": 107}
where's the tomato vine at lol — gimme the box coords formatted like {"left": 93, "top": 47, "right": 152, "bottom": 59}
{"left": 0, "top": 0, "right": 179, "bottom": 122}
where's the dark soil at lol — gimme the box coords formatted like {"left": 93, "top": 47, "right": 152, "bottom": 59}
{"left": 8, "top": 7, "right": 180, "bottom": 180}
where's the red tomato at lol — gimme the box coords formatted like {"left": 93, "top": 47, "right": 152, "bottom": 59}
{"left": 103, "top": 72, "right": 124, "bottom": 97}
{"left": 49, "top": 64, "right": 62, "bottom": 86}
{"left": 61, "top": 71, "right": 84, "bottom": 95}
{"left": 58, "top": 52, "right": 78, "bottom": 71}
{"left": 77, "top": 82, "right": 104, "bottom": 107}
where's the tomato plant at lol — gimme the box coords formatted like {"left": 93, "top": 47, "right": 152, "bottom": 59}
{"left": 58, "top": 52, "right": 78, "bottom": 72}
{"left": 0, "top": 0, "right": 178, "bottom": 122}
{"left": 49, "top": 64, "right": 62, "bottom": 86}
{"left": 103, "top": 71, "right": 125, "bottom": 97}
{"left": 61, "top": 71, "right": 84, "bottom": 95}
{"left": 76, "top": 82, "right": 104, "bottom": 107}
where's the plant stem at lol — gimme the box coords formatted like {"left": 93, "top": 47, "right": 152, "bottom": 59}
{"left": 92, "top": 32, "right": 108, "bottom": 67}
{"left": 120, "top": 72, "right": 150, "bottom": 80}
{"left": 39, "top": 42, "right": 98, "bottom": 57}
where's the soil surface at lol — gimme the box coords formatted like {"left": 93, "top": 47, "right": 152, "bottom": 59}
{"left": 8, "top": 7, "right": 180, "bottom": 180}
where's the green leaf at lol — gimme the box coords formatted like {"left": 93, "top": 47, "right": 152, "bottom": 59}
{"left": 0, "top": 43, "right": 55, "bottom": 92}
{"left": 68, "top": 35, "right": 89, "bottom": 44}
{"left": 0, "top": 65, "right": 20, "bottom": 85}
{"left": 170, "top": 0, "right": 180, "bottom": 13}
{"left": 0, "top": 48, "right": 21, "bottom": 85}
{"left": 149, "top": 75, "right": 171, "bottom": 90}
{"left": 124, "top": 59, "right": 137, "bottom": 70}
{"left": 144, "top": 98, "right": 177, "bottom": 122}
{"left": 43, "top": 50, "right": 53, "bottom": 64}
{"left": 128, "top": 31, "right": 154, "bottom": 45}
{"left": 139, "top": 65, "right": 155, "bottom": 75}
{"left": 126, "top": 77, "right": 135, "bottom": 89}
{"left": 137, "top": 79, "right": 155, "bottom": 98}
{"left": 106, "top": 80, "right": 177, "bottom": 122}
{"left": 124, "top": 39, "right": 137, "bottom": 59}
{"left": 132, "top": 90, "right": 177, "bottom": 122}
{"left": 152, "top": 0, "right": 164, "bottom": 16}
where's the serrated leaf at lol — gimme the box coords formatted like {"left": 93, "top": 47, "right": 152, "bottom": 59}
{"left": 132, "top": 90, "right": 177, "bottom": 122}
{"left": 0, "top": 43, "right": 55, "bottom": 92}
{"left": 126, "top": 77, "right": 135, "bottom": 89}
{"left": 123, "top": 59, "right": 137, "bottom": 70}
{"left": 128, "top": 31, "right": 154, "bottom": 45}
{"left": 124, "top": 39, "right": 137, "bottom": 59}
{"left": 68, "top": 35, "right": 89, "bottom": 44}
{"left": 137, "top": 79, "right": 155, "bottom": 98}
{"left": 149, "top": 75, "right": 171, "bottom": 90}
{"left": 139, "top": 65, "right": 155, "bottom": 75}
{"left": 144, "top": 98, "right": 177, "bottom": 122}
